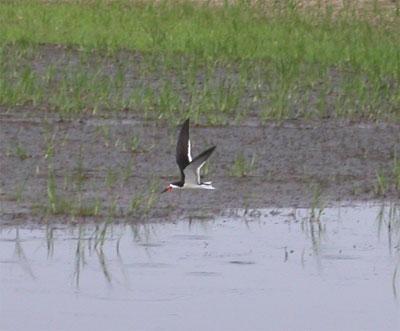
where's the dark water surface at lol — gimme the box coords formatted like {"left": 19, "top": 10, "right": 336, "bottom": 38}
{"left": 1, "top": 203, "right": 400, "bottom": 330}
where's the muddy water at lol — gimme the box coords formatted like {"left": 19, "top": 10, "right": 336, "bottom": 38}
{"left": 1, "top": 203, "right": 400, "bottom": 330}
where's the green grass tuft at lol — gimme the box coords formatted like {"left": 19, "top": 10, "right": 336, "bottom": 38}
{"left": 0, "top": 0, "right": 399, "bottom": 122}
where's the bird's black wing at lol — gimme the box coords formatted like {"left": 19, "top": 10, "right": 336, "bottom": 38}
{"left": 176, "top": 119, "right": 192, "bottom": 173}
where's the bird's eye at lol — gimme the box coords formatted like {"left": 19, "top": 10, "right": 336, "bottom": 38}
{"left": 167, "top": 186, "right": 173, "bottom": 191}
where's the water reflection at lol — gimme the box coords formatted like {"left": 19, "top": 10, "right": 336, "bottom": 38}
{"left": 377, "top": 203, "right": 400, "bottom": 253}
{"left": 375, "top": 203, "right": 400, "bottom": 298}
{"left": 13, "top": 228, "right": 36, "bottom": 280}
{"left": 1, "top": 202, "right": 400, "bottom": 330}
{"left": 3, "top": 203, "right": 400, "bottom": 287}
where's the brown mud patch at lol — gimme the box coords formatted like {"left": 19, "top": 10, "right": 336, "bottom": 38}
{"left": 0, "top": 44, "right": 399, "bottom": 224}
{"left": 1, "top": 112, "right": 399, "bottom": 224}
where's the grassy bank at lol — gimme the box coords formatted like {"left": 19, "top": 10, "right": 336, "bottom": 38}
{"left": 0, "top": 0, "right": 399, "bottom": 122}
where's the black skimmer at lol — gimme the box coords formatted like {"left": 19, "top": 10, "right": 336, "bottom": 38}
{"left": 162, "top": 119, "right": 216, "bottom": 193}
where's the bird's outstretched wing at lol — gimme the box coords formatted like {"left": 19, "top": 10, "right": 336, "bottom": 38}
{"left": 183, "top": 146, "right": 216, "bottom": 185}
{"left": 176, "top": 119, "right": 192, "bottom": 172}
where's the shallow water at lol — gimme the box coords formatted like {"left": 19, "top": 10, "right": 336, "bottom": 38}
{"left": 1, "top": 203, "right": 400, "bottom": 330}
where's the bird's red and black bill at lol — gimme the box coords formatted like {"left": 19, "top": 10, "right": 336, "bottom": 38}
{"left": 161, "top": 186, "right": 173, "bottom": 194}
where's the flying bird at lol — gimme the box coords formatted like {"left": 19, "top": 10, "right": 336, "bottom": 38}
{"left": 162, "top": 119, "right": 216, "bottom": 193}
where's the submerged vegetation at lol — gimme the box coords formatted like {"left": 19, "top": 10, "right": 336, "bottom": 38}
{"left": 0, "top": 0, "right": 399, "bottom": 123}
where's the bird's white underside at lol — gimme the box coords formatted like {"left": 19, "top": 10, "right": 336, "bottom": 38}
{"left": 184, "top": 182, "right": 215, "bottom": 189}
{"left": 170, "top": 182, "right": 215, "bottom": 190}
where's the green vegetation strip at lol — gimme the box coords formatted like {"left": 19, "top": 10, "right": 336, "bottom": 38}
{"left": 0, "top": 0, "right": 399, "bottom": 122}
{"left": 2, "top": 0, "right": 400, "bottom": 68}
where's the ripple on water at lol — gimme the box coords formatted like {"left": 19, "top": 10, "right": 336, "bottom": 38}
{"left": 1, "top": 202, "right": 399, "bottom": 331}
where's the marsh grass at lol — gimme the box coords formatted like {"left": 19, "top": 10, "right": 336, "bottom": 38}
{"left": 35, "top": 164, "right": 101, "bottom": 218}
{"left": 0, "top": 0, "right": 399, "bottom": 122}
{"left": 130, "top": 181, "right": 160, "bottom": 218}
{"left": 374, "top": 169, "right": 389, "bottom": 196}
{"left": 4, "top": 178, "right": 28, "bottom": 206}
{"left": 374, "top": 155, "right": 400, "bottom": 196}
{"left": 302, "top": 184, "right": 326, "bottom": 254}
{"left": 105, "top": 169, "right": 119, "bottom": 189}
{"left": 228, "top": 151, "right": 256, "bottom": 177}
{"left": 15, "top": 180, "right": 27, "bottom": 207}
{"left": 393, "top": 153, "right": 400, "bottom": 191}
{"left": 377, "top": 203, "right": 400, "bottom": 253}
{"left": 127, "top": 132, "right": 155, "bottom": 153}
{"left": 123, "top": 162, "right": 133, "bottom": 182}
{"left": 15, "top": 143, "right": 29, "bottom": 161}
{"left": 308, "top": 182, "right": 326, "bottom": 223}
{"left": 44, "top": 133, "right": 57, "bottom": 162}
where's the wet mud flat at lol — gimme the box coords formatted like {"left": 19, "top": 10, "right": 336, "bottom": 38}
{"left": 1, "top": 3, "right": 400, "bottom": 328}
{"left": 1, "top": 45, "right": 400, "bottom": 331}
{"left": 1, "top": 112, "right": 399, "bottom": 223}
{"left": 0, "top": 45, "right": 399, "bottom": 223}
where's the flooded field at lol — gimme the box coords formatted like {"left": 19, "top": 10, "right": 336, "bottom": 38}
{"left": 1, "top": 2, "right": 400, "bottom": 329}
{"left": 1, "top": 202, "right": 400, "bottom": 330}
